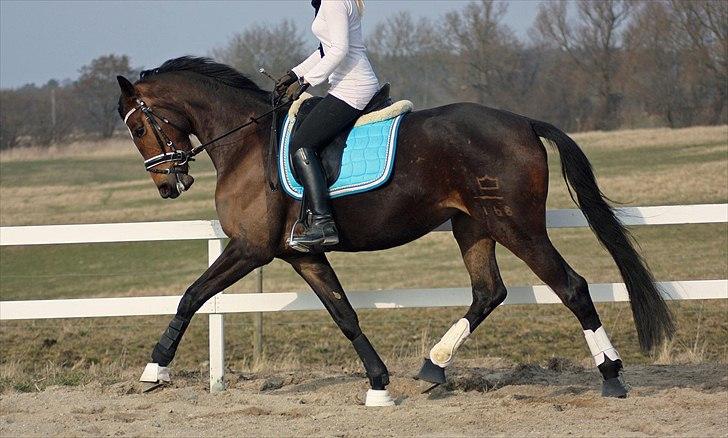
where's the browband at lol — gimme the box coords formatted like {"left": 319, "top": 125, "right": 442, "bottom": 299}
{"left": 124, "top": 107, "right": 138, "bottom": 125}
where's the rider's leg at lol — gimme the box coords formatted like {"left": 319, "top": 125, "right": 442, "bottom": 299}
{"left": 289, "top": 94, "right": 362, "bottom": 250}
{"left": 290, "top": 148, "right": 339, "bottom": 246}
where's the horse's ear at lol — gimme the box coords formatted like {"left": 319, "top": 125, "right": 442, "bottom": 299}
{"left": 117, "top": 75, "right": 136, "bottom": 97}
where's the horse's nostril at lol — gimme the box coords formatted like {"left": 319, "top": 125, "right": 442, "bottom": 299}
{"left": 159, "top": 184, "right": 171, "bottom": 198}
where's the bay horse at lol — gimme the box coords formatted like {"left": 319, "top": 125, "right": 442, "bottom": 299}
{"left": 117, "top": 57, "right": 673, "bottom": 404}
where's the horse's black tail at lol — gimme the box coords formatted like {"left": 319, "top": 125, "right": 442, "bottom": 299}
{"left": 530, "top": 119, "right": 674, "bottom": 352}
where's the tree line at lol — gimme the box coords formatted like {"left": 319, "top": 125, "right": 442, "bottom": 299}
{"left": 0, "top": 55, "right": 137, "bottom": 149}
{"left": 1, "top": 0, "right": 725, "bottom": 150}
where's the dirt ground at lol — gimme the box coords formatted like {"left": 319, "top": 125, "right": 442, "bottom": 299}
{"left": 1, "top": 358, "right": 726, "bottom": 437}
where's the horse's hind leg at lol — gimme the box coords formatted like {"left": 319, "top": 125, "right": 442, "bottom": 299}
{"left": 500, "top": 232, "right": 628, "bottom": 397}
{"left": 285, "top": 253, "right": 394, "bottom": 406}
{"left": 418, "top": 213, "right": 507, "bottom": 385}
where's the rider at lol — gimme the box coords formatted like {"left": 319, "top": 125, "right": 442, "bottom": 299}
{"left": 275, "top": 0, "right": 379, "bottom": 250}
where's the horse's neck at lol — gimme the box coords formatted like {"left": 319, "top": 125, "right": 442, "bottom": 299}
{"left": 186, "top": 91, "right": 270, "bottom": 175}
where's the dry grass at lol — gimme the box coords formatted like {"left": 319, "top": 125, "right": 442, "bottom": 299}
{"left": 0, "top": 137, "right": 137, "bottom": 162}
{"left": 0, "top": 133, "right": 208, "bottom": 163}
{"left": 591, "top": 161, "right": 727, "bottom": 205}
{"left": 655, "top": 339, "right": 707, "bottom": 365}
{"left": 654, "top": 301, "right": 713, "bottom": 365}
{"left": 571, "top": 124, "right": 728, "bottom": 150}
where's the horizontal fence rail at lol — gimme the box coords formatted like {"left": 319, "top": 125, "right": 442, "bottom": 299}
{"left": 1, "top": 203, "right": 726, "bottom": 392}
{"left": 1, "top": 280, "right": 726, "bottom": 320}
{"left": 2, "top": 204, "right": 726, "bottom": 246}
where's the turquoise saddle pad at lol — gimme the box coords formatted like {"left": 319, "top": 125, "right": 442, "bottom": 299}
{"left": 278, "top": 113, "right": 405, "bottom": 200}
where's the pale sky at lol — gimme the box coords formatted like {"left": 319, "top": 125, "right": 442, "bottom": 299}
{"left": 0, "top": 0, "right": 542, "bottom": 88}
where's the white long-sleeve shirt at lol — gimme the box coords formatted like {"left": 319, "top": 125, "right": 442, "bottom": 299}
{"left": 292, "top": 0, "right": 379, "bottom": 110}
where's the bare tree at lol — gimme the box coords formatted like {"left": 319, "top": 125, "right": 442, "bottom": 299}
{"left": 670, "top": 0, "right": 727, "bottom": 124}
{"left": 535, "top": 0, "right": 634, "bottom": 130}
{"left": 367, "top": 12, "right": 453, "bottom": 107}
{"left": 75, "top": 54, "right": 136, "bottom": 138}
{"left": 0, "top": 89, "right": 24, "bottom": 149}
{"left": 442, "top": 0, "right": 528, "bottom": 110}
{"left": 0, "top": 81, "right": 78, "bottom": 148}
{"left": 211, "top": 20, "right": 307, "bottom": 82}
{"left": 623, "top": 1, "right": 686, "bottom": 127}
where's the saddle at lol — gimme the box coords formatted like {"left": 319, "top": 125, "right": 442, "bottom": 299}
{"left": 287, "top": 83, "right": 394, "bottom": 185}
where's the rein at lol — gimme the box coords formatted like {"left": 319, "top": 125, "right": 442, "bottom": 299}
{"left": 124, "top": 97, "right": 290, "bottom": 175}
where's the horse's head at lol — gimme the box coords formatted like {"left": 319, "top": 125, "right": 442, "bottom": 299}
{"left": 117, "top": 75, "right": 195, "bottom": 199}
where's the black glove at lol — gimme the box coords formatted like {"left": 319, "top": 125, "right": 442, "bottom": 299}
{"left": 285, "top": 80, "right": 310, "bottom": 102}
{"left": 274, "top": 71, "right": 298, "bottom": 102}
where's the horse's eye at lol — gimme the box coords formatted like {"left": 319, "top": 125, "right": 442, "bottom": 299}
{"left": 133, "top": 126, "right": 145, "bottom": 138}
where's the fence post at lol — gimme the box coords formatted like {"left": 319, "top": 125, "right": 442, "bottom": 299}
{"left": 253, "top": 267, "right": 263, "bottom": 363}
{"left": 208, "top": 239, "right": 225, "bottom": 393}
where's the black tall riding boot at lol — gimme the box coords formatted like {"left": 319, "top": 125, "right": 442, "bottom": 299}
{"left": 290, "top": 148, "right": 339, "bottom": 251}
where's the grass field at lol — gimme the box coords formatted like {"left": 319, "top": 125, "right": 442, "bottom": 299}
{"left": 0, "top": 125, "right": 726, "bottom": 392}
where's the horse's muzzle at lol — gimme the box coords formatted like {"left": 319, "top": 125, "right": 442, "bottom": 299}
{"left": 158, "top": 174, "right": 194, "bottom": 199}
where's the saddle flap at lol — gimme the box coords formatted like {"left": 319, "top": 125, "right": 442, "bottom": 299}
{"left": 280, "top": 112, "right": 405, "bottom": 200}
{"left": 281, "top": 84, "right": 412, "bottom": 194}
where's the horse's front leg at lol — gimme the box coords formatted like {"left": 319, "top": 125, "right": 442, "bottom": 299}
{"left": 285, "top": 253, "right": 394, "bottom": 407}
{"left": 140, "top": 238, "right": 271, "bottom": 389}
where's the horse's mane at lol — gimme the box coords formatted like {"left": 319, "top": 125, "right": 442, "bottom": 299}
{"left": 139, "top": 56, "right": 265, "bottom": 93}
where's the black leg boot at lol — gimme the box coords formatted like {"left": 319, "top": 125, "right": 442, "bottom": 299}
{"left": 290, "top": 148, "right": 339, "bottom": 251}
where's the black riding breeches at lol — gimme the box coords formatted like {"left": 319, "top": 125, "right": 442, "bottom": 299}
{"left": 289, "top": 94, "right": 363, "bottom": 154}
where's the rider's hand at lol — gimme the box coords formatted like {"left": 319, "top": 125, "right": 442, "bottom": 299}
{"left": 285, "top": 79, "right": 310, "bottom": 102}
{"left": 274, "top": 71, "right": 298, "bottom": 102}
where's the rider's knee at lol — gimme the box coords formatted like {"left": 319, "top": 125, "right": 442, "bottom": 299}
{"left": 289, "top": 137, "right": 306, "bottom": 155}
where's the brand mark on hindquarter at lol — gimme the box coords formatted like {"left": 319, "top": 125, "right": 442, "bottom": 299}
{"left": 477, "top": 175, "right": 499, "bottom": 191}
{"left": 475, "top": 175, "right": 504, "bottom": 200}
{"left": 474, "top": 175, "right": 514, "bottom": 217}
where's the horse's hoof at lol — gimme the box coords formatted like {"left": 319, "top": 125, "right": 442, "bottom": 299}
{"left": 365, "top": 389, "right": 395, "bottom": 407}
{"left": 416, "top": 358, "right": 447, "bottom": 386}
{"left": 139, "top": 363, "right": 171, "bottom": 394}
{"left": 141, "top": 381, "right": 166, "bottom": 393}
{"left": 602, "top": 376, "right": 628, "bottom": 398}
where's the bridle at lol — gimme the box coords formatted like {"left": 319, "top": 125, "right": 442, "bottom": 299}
{"left": 123, "top": 96, "right": 291, "bottom": 177}
{"left": 124, "top": 99, "right": 192, "bottom": 175}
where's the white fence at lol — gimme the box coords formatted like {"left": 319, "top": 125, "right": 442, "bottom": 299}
{"left": 1, "top": 204, "right": 726, "bottom": 392}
